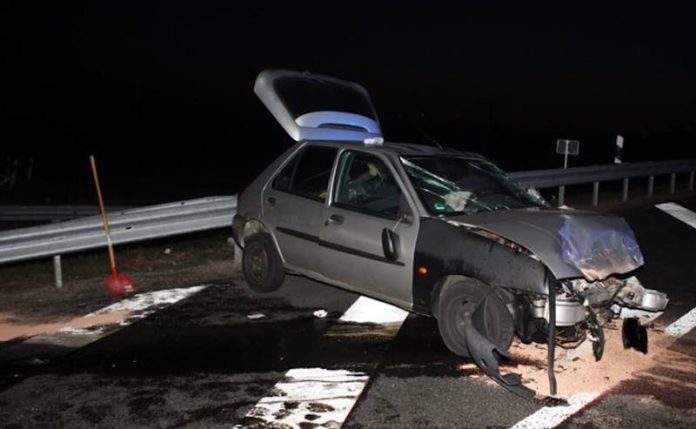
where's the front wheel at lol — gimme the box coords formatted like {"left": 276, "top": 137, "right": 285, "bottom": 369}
{"left": 242, "top": 233, "right": 285, "bottom": 293}
{"left": 436, "top": 279, "right": 514, "bottom": 357}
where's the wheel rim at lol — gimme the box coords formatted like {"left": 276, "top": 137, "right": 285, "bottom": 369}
{"left": 453, "top": 298, "right": 476, "bottom": 340}
{"left": 246, "top": 243, "right": 269, "bottom": 284}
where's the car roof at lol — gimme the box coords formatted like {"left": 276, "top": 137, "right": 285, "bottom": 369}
{"left": 303, "top": 140, "right": 488, "bottom": 161}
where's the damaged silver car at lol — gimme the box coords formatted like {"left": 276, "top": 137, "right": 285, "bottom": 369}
{"left": 233, "top": 69, "right": 669, "bottom": 397}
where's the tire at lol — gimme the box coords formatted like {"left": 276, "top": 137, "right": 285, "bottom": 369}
{"left": 436, "top": 279, "right": 514, "bottom": 357}
{"left": 242, "top": 233, "right": 285, "bottom": 293}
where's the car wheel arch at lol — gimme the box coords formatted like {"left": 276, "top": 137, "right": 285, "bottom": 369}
{"left": 239, "top": 219, "right": 286, "bottom": 262}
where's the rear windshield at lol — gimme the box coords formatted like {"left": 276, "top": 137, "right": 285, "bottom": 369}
{"left": 274, "top": 76, "right": 376, "bottom": 119}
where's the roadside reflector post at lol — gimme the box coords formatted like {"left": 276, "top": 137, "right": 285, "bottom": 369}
{"left": 622, "top": 178, "right": 629, "bottom": 202}
{"left": 555, "top": 139, "right": 580, "bottom": 207}
{"left": 50, "top": 219, "right": 63, "bottom": 289}
{"left": 53, "top": 254, "right": 63, "bottom": 289}
{"left": 670, "top": 173, "right": 676, "bottom": 194}
{"left": 648, "top": 176, "right": 655, "bottom": 197}
{"left": 558, "top": 185, "right": 566, "bottom": 207}
{"left": 592, "top": 181, "right": 600, "bottom": 206}
{"left": 689, "top": 171, "right": 695, "bottom": 191}
{"left": 614, "top": 135, "right": 624, "bottom": 164}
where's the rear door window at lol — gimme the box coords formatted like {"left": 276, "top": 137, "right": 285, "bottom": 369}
{"left": 273, "top": 146, "right": 338, "bottom": 202}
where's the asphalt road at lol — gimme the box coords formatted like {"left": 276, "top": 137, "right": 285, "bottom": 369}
{"left": 1, "top": 197, "right": 696, "bottom": 428}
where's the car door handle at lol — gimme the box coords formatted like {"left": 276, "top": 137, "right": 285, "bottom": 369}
{"left": 325, "top": 214, "right": 344, "bottom": 226}
{"left": 266, "top": 197, "right": 276, "bottom": 206}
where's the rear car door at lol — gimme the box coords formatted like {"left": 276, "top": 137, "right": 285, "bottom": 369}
{"left": 318, "top": 150, "right": 418, "bottom": 308}
{"left": 262, "top": 144, "right": 338, "bottom": 273}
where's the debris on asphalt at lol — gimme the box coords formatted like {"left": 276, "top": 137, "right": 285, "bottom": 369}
{"left": 247, "top": 313, "right": 266, "bottom": 320}
{"left": 313, "top": 309, "right": 328, "bottom": 318}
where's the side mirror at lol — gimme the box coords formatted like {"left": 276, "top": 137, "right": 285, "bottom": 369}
{"left": 382, "top": 228, "right": 400, "bottom": 261}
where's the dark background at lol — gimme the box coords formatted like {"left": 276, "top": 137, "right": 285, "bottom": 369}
{"left": 2, "top": 1, "right": 695, "bottom": 205}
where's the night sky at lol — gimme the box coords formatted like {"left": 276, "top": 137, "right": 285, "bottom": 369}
{"left": 2, "top": 1, "right": 695, "bottom": 204}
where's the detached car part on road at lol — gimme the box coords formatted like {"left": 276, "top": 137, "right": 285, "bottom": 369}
{"left": 233, "top": 69, "right": 669, "bottom": 397}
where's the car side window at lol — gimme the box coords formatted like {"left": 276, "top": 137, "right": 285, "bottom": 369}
{"left": 272, "top": 146, "right": 337, "bottom": 202}
{"left": 333, "top": 151, "right": 409, "bottom": 219}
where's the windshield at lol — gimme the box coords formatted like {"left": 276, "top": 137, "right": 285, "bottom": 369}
{"left": 401, "top": 156, "right": 547, "bottom": 215}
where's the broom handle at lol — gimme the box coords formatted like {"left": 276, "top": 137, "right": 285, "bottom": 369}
{"left": 90, "top": 155, "right": 117, "bottom": 272}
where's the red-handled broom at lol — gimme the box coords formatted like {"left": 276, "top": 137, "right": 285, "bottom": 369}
{"left": 90, "top": 155, "right": 135, "bottom": 296}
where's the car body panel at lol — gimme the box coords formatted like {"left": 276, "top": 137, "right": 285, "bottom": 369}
{"left": 446, "top": 209, "right": 644, "bottom": 281}
{"left": 412, "top": 218, "right": 549, "bottom": 314}
{"left": 319, "top": 149, "right": 420, "bottom": 309}
{"left": 254, "top": 70, "right": 382, "bottom": 143}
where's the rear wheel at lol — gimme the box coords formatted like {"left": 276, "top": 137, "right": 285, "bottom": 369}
{"left": 436, "top": 279, "right": 514, "bottom": 357}
{"left": 242, "top": 233, "right": 285, "bottom": 293}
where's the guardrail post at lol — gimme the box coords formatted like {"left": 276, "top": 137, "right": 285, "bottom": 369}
{"left": 622, "top": 178, "right": 629, "bottom": 202}
{"left": 670, "top": 173, "right": 676, "bottom": 194}
{"left": 689, "top": 171, "right": 694, "bottom": 192}
{"left": 557, "top": 185, "right": 565, "bottom": 207}
{"left": 592, "top": 181, "right": 600, "bottom": 206}
{"left": 53, "top": 255, "right": 63, "bottom": 289}
{"left": 648, "top": 176, "right": 654, "bottom": 197}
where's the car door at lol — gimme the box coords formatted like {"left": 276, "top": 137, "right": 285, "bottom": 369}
{"left": 318, "top": 149, "right": 418, "bottom": 308}
{"left": 262, "top": 144, "right": 338, "bottom": 273}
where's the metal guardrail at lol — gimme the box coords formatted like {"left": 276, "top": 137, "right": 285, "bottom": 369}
{"left": 0, "top": 196, "right": 236, "bottom": 264}
{"left": 0, "top": 205, "right": 129, "bottom": 222}
{"left": 509, "top": 159, "right": 696, "bottom": 206}
{"left": 0, "top": 196, "right": 237, "bottom": 287}
{"left": 0, "top": 159, "right": 694, "bottom": 287}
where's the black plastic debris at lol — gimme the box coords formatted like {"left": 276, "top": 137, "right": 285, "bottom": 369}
{"left": 622, "top": 317, "right": 648, "bottom": 354}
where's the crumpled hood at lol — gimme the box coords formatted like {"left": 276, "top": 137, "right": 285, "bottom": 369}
{"left": 447, "top": 208, "right": 644, "bottom": 281}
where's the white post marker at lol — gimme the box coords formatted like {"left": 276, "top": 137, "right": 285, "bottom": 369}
{"left": 614, "top": 134, "right": 624, "bottom": 164}
{"left": 237, "top": 297, "right": 409, "bottom": 428}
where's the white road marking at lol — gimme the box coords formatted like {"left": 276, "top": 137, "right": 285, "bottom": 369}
{"left": 654, "top": 202, "right": 696, "bottom": 337}
{"left": 238, "top": 296, "right": 409, "bottom": 428}
{"left": 665, "top": 307, "right": 696, "bottom": 338}
{"left": 87, "top": 285, "right": 207, "bottom": 318}
{"left": 0, "top": 286, "right": 209, "bottom": 362}
{"left": 509, "top": 393, "right": 600, "bottom": 429}
{"left": 338, "top": 296, "right": 410, "bottom": 324}
{"left": 234, "top": 368, "right": 370, "bottom": 429}
{"left": 656, "top": 202, "right": 696, "bottom": 229}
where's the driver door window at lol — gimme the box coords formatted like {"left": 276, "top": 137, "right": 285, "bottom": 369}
{"left": 333, "top": 151, "right": 408, "bottom": 219}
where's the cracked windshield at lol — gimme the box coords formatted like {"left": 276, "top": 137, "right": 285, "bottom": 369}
{"left": 401, "top": 156, "right": 546, "bottom": 215}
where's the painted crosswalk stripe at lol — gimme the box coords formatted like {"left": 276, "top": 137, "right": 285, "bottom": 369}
{"left": 237, "top": 297, "right": 409, "bottom": 429}
{"left": 509, "top": 393, "right": 600, "bottom": 429}
{"left": 655, "top": 202, "right": 696, "bottom": 337}
{"left": 0, "top": 285, "right": 209, "bottom": 362}
{"left": 665, "top": 307, "right": 696, "bottom": 338}
{"left": 656, "top": 202, "right": 696, "bottom": 229}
